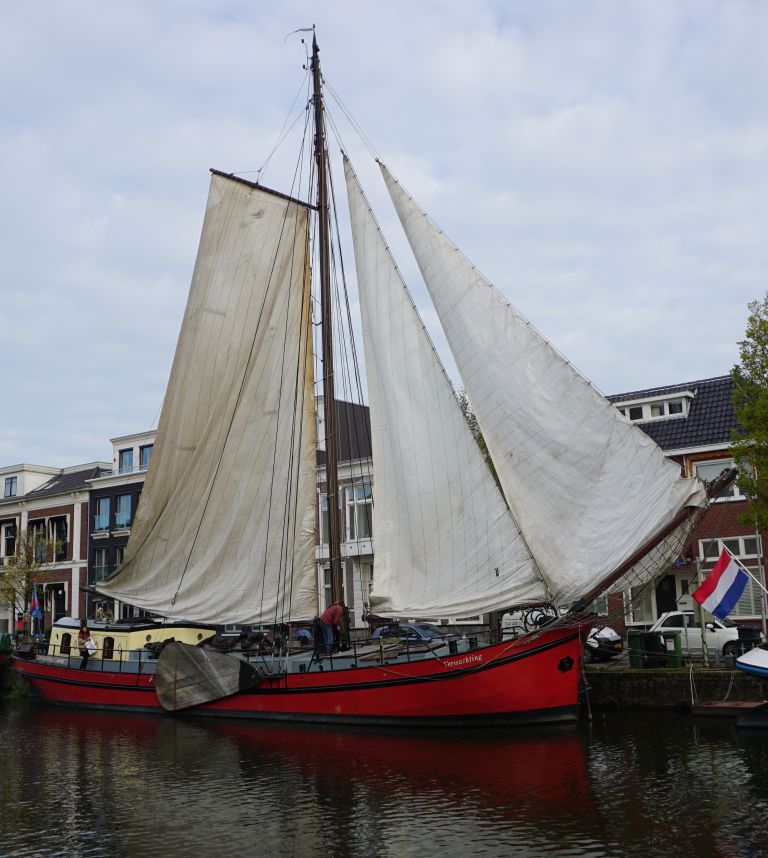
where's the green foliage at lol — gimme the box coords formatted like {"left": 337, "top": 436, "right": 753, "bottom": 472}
{"left": 458, "top": 389, "right": 500, "bottom": 487}
{"left": 0, "top": 528, "right": 61, "bottom": 616}
{"left": 732, "top": 294, "right": 768, "bottom": 529}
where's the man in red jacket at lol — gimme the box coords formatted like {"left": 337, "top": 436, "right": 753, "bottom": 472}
{"left": 317, "top": 600, "right": 345, "bottom": 654}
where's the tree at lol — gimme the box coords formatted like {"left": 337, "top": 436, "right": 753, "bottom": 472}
{"left": 731, "top": 293, "right": 768, "bottom": 530}
{"left": 0, "top": 528, "right": 61, "bottom": 620}
{"left": 458, "top": 389, "right": 499, "bottom": 487}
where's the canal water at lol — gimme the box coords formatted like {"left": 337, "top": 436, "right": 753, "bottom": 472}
{"left": 1, "top": 700, "right": 767, "bottom": 858}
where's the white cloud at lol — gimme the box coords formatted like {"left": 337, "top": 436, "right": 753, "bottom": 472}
{"left": 1, "top": 0, "right": 766, "bottom": 464}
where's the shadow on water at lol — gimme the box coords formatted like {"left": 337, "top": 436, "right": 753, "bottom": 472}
{"left": 2, "top": 701, "right": 768, "bottom": 857}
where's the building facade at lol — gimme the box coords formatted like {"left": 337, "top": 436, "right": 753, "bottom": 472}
{"left": 0, "top": 462, "right": 110, "bottom": 634}
{"left": 85, "top": 431, "right": 155, "bottom": 620}
{"left": 609, "top": 375, "right": 765, "bottom": 628}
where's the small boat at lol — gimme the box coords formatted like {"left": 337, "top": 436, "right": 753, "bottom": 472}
{"left": 735, "top": 645, "right": 768, "bottom": 680}
{"left": 14, "top": 34, "right": 718, "bottom": 726}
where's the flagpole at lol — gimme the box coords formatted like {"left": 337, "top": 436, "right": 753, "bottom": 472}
{"left": 755, "top": 525, "right": 768, "bottom": 640}
{"left": 695, "top": 559, "right": 709, "bottom": 664}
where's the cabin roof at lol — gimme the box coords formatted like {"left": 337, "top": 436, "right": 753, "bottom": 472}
{"left": 607, "top": 375, "right": 736, "bottom": 451}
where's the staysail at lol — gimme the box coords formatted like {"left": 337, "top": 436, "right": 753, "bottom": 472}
{"left": 97, "top": 172, "right": 318, "bottom": 624}
{"left": 344, "top": 158, "right": 549, "bottom": 617}
{"left": 379, "top": 163, "right": 707, "bottom": 607}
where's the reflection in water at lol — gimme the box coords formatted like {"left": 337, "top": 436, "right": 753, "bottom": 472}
{"left": 1, "top": 702, "right": 768, "bottom": 857}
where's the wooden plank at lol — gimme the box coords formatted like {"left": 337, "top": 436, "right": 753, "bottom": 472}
{"left": 155, "top": 642, "right": 264, "bottom": 711}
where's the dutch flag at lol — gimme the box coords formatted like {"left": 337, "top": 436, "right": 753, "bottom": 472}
{"left": 693, "top": 549, "right": 749, "bottom": 620}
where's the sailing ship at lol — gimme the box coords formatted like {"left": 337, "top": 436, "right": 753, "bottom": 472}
{"left": 14, "top": 36, "right": 718, "bottom": 725}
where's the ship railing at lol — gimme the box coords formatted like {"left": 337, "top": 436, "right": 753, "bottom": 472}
{"left": 37, "top": 640, "right": 156, "bottom": 672}
{"left": 281, "top": 632, "right": 476, "bottom": 673}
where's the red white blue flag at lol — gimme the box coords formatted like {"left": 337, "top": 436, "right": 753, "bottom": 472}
{"left": 31, "top": 582, "right": 43, "bottom": 621}
{"left": 693, "top": 549, "right": 749, "bottom": 620}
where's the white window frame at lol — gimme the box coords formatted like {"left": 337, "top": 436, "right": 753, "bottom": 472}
{"left": 628, "top": 586, "right": 654, "bottom": 624}
{"left": 115, "top": 494, "right": 132, "bottom": 529}
{"left": 322, "top": 565, "right": 333, "bottom": 610}
{"left": 698, "top": 535, "right": 764, "bottom": 618}
{"left": 694, "top": 458, "right": 745, "bottom": 501}
{"left": 1, "top": 521, "right": 16, "bottom": 560}
{"left": 94, "top": 547, "right": 109, "bottom": 582}
{"left": 345, "top": 483, "right": 372, "bottom": 542}
{"left": 319, "top": 494, "right": 330, "bottom": 546}
{"left": 48, "top": 515, "right": 69, "bottom": 562}
{"left": 29, "top": 519, "right": 47, "bottom": 564}
{"left": 139, "top": 445, "right": 153, "bottom": 470}
{"left": 118, "top": 448, "right": 134, "bottom": 475}
{"left": 94, "top": 497, "right": 111, "bottom": 532}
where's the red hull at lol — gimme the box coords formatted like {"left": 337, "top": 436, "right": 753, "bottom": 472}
{"left": 13, "top": 629, "right": 582, "bottom": 726}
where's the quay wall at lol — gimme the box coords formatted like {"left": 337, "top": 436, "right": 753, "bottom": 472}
{"left": 0, "top": 655, "right": 10, "bottom": 691}
{"left": 585, "top": 667, "right": 768, "bottom": 710}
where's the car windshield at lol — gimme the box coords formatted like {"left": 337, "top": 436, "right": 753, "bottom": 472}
{"left": 413, "top": 624, "right": 445, "bottom": 636}
{"left": 683, "top": 613, "right": 736, "bottom": 629}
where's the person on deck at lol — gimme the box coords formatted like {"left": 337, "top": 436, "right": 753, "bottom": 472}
{"left": 318, "top": 600, "right": 345, "bottom": 654}
{"left": 77, "top": 623, "right": 91, "bottom": 670}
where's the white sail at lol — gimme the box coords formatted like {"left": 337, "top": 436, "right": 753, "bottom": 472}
{"left": 344, "top": 158, "right": 548, "bottom": 617}
{"left": 97, "top": 173, "right": 318, "bottom": 623}
{"left": 380, "top": 163, "right": 707, "bottom": 607}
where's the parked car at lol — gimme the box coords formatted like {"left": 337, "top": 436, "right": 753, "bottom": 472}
{"left": 371, "top": 623, "right": 458, "bottom": 643}
{"left": 585, "top": 626, "right": 624, "bottom": 661}
{"left": 502, "top": 609, "right": 623, "bottom": 660}
{"left": 648, "top": 610, "right": 761, "bottom": 657}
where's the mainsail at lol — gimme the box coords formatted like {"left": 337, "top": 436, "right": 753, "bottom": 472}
{"left": 97, "top": 172, "right": 318, "bottom": 624}
{"left": 344, "top": 158, "right": 548, "bottom": 617}
{"left": 379, "top": 163, "right": 708, "bottom": 607}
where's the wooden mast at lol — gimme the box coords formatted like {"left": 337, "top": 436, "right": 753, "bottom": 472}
{"left": 311, "top": 35, "right": 344, "bottom": 606}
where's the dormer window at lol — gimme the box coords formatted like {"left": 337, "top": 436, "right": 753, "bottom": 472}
{"left": 615, "top": 391, "right": 693, "bottom": 423}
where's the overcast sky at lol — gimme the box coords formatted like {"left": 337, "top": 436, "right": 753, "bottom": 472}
{"left": 2, "top": 1, "right": 766, "bottom": 467}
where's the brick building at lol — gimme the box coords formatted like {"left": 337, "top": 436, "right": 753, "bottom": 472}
{"left": 0, "top": 462, "right": 110, "bottom": 633}
{"left": 609, "top": 375, "right": 764, "bottom": 627}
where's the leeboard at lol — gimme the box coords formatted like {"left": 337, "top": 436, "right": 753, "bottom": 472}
{"left": 155, "top": 642, "right": 263, "bottom": 711}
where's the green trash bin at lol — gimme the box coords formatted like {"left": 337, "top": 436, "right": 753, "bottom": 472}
{"left": 627, "top": 629, "right": 644, "bottom": 669}
{"left": 662, "top": 630, "right": 683, "bottom": 668}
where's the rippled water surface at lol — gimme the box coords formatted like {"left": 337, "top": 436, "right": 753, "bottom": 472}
{"left": 2, "top": 699, "right": 768, "bottom": 857}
